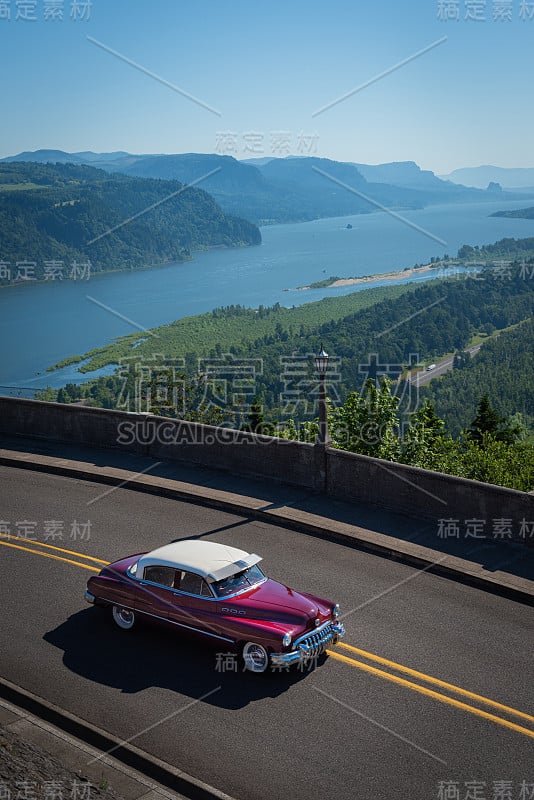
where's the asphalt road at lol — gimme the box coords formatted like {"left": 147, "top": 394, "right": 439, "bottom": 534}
{"left": 1, "top": 465, "right": 533, "bottom": 800}
{"left": 410, "top": 344, "right": 483, "bottom": 387}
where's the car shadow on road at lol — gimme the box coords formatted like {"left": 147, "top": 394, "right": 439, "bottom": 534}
{"left": 44, "top": 608, "right": 318, "bottom": 708}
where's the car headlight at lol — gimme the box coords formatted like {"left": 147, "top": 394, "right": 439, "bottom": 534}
{"left": 332, "top": 604, "right": 340, "bottom": 618}
{"left": 282, "top": 632, "right": 292, "bottom": 647}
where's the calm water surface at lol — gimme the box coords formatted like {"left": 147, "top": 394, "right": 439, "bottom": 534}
{"left": 1, "top": 199, "right": 532, "bottom": 392}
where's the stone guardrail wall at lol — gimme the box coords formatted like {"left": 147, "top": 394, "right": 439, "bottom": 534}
{"left": 326, "top": 448, "right": 533, "bottom": 543}
{"left": 0, "top": 398, "right": 324, "bottom": 491}
{"left": 1, "top": 398, "right": 532, "bottom": 543}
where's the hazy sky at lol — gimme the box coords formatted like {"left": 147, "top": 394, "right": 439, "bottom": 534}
{"left": 2, "top": 0, "right": 533, "bottom": 172}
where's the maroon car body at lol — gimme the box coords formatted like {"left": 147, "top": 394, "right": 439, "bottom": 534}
{"left": 85, "top": 540, "right": 345, "bottom": 672}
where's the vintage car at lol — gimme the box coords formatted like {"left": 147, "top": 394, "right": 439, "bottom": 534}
{"left": 85, "top": 539, "right": 345, "bottom": 672}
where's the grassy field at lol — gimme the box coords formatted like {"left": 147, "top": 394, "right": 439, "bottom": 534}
{"left": 49, "top": 282, "right": 422, "bottom": 374}
{"left": 0, "top": 183, "right": 50, "bottom": 191}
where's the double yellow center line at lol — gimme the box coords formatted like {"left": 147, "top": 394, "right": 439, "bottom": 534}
{"left": 327, "top": 642, "right": 534, "bottom": 740}
{"left": 0, "top": 534, "right": 107, "bottom": 571}
{"left": 2, "top": 534, "right": 533, "bottom": 740}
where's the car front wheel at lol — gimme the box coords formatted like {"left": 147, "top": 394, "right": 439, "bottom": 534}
{"left": 242, "top": 642, "right": 269, "bottom": 673}
{"left": 112, "top": 605, "right": 135, "bottom": 630}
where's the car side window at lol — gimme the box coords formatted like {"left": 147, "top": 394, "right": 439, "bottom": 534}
{"left": 179, "top": 571, "right": 212, "bottom": 597}
{"left": 143, "top": 566, "right": 175, "bottom": 587}
{"left": 199, "top": 579, "right": 212, "bottom": 598}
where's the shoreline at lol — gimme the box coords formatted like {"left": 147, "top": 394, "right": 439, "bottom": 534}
{"left": 296, "top": 263, "right": 441, "bottom": 291}
{"left": 331, "top": 262, "right": 436, "bottom": 287}
{"left": 0, "top": 241, "right": 258, "bottom": 292}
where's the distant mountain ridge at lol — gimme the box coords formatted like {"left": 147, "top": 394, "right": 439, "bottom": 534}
{"left": 441, "top": 165, "right": 534, "bottom": 190}
{"left": 353, "top": 160, "right": 451, "bottom": 190}
{"left": 1, "top": 149, "right": 525, "bottom": 224}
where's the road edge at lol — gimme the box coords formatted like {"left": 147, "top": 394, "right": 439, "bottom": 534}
{"left": 0, "top": 676, "right": 237, "bottom": 800}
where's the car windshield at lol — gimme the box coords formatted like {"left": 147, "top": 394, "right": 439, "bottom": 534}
{"left": 211, "top": 565, "right": 265, "bottom": 598}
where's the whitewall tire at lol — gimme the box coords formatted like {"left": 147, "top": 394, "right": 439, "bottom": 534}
{"left": 112, "top": 606, "right": 135, "bottom": 630}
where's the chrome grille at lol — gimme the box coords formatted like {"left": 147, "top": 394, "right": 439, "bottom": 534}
{"left": 294, "top": 621, "right": 335, "bottom": 658}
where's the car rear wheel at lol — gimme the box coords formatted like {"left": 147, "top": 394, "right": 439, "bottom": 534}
{"left": 242, "top": 642, "right": 269, "bottom": 673}
{"left": 112, "top": 606, "right": 135, "bottom": 630}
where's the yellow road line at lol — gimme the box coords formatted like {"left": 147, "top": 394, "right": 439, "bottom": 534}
{"left": 0, "top": 539, "right": 100, "bottom": 572}
{"left": 0, "top": 534, "right": 109, "bottom": 564}
{"left": 327, "top": 649, "right": 534, "bottom": 740}
{"left": 4, "top": 536, "right": 533, "bottom": 741}
{"left": 338, "top": 642, "right": 534, "bottom": 725}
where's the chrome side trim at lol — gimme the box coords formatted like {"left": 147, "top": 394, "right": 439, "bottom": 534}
{"left": 92, "top": 596, "right": 234, "bottom": 643}
{"left": 84, "top": 590, "right": 95, "bottom": 604}
{"left": 169, "top": 585, "right": 217, "bottom": 600}
{"left": 143, "top": 611, "right": 235, "bottom": 643}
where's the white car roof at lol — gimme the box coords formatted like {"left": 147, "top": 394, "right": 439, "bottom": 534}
{"left": 137, "top": 540, "right": 263, "bottom": 583}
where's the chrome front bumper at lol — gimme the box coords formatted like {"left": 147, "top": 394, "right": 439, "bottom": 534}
{"left": 84, "top": 590, "right": 95, "bottom": 604}
{"left": 271, "top": 620, "right": 345, "bottom": 667}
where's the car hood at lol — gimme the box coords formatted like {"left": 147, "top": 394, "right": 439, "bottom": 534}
{"left": 220, "top": 579, "right": 330, "bottom": 627}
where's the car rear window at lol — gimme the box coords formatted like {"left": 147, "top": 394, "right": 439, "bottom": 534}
{"left": 143, "top": 566, "right": 175, "bottom": 587}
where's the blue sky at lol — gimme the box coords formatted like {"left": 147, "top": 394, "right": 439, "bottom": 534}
{"left": 1, "top": 0, "right": 533, "bottom": 172}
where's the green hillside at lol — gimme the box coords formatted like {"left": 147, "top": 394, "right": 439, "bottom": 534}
{"left": 48, "top": 266, "right": 534, "bottom": 430}
{"left": 0, "top": 162, "right": 260, "bottom": 284}
{"left": 50, "top": 282, "right": 419, "bottom": 373}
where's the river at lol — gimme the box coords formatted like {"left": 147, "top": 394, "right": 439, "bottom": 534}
{"left": 1, "top": 198, "right": 532, "bottom": 393}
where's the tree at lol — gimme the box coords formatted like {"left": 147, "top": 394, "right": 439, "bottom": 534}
{"left": 329, "top": 377, "right": 400, "bottom": 460}
{"left": 453, "top": 350, "right": 470, "bottom": 370}
{"left": 467, "top": 395, "right": 519, "bottom": 445}
{"left": 277, "top": 418, "right": 318, "bottom": 442}
{"left": 242, "top": 397, "right": 275, "bottom": 435}
{"left": 57, "top": 387, "right": 69, "bottom": 404}
{"left": 460, "top": 433, "right": 534, "bottom": 492}
{"left": 401, "top": 400, "right": 447, "bottom": 467}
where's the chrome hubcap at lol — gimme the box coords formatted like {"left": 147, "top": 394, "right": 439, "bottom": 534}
{"left": 243, "top": 643, "right": 269, "bottom": 673}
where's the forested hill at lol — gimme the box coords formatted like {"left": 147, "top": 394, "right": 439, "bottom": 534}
{"left": 420, "top": 318, "right": 534, "bottom": 436}
{"left": 491, "top": 207, "right": 534, "bottom": 220}
{"left": 0, "top": 162, "right": 261, "bottom": 283}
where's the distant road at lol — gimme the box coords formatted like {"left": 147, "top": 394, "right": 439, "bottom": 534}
{"left": 410, "top": 343, "right": 483, "bottom": 387}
